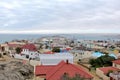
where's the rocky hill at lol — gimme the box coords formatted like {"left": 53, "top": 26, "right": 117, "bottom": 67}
{"left": 0, "top": 60, "right": 34, "bottom": 80}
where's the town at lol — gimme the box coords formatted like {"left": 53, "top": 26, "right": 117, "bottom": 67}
{"left": 0, "top": 35, "right": 120, "bottom": 80}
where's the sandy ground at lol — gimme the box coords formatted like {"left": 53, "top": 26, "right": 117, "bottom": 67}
{"left": 0, "top": 55, "right": 19, "bottom": 62}
{"left": 39, "top": 49, "right": 50, "bottom": 53}
{"left": 32, "top": 77, "right": 45, "bottom": 80}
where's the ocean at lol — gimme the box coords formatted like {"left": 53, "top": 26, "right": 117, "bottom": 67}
{"left": 0, "top": 34, "right": 120, "bottom": 43}
{"left": 0, "top": 34, "right": 46, "bottom": 43}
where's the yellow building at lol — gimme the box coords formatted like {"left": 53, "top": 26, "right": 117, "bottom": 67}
{"left": 114, "top": 49, "right": 119, "bottom": 54}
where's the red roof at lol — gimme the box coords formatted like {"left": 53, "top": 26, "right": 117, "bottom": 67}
{"left": 35, "top": 61, "right": 93, "bottom": 80}
{"left": 112, "top": 59, "right": 120, "bottom": 65}
{"left": 66, "top": 48, "right": 71, "bottom": 51}
{"left": 99, "top": 67, "right": 119, "bottom": 74}
{"left": 44, "top": 51, "right": 54, "bottom": 54}
{"left": 22, "top": 43, "right": 37, "bottom": 51}
{"left": 35, "top": 65, "right": 55, "bottom": 76}
{"left": 7, "top": 44, "right": 20, "bottom": 47}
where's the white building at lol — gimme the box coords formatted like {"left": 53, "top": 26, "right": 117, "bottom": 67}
{"left": 21, "top": 43, "right": 39, "bottom": 59}
{"left": 39, "top": 53, "right": 73, "bottom": 65}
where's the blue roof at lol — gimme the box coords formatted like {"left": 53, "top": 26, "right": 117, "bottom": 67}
{"left": 60, "top": 49, "right": 68, "bottom": 53}
{"left": 92, "top": 52, "right": 105, "bottom": 57}
{"left": 92, "top": 52, "right": 117, "bottom": 59}
{"left": 109, "top": 53, "right": 117, "bottom": 59}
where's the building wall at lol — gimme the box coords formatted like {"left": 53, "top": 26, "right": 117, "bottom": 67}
{"left": 96, "top": 68, "right": 110, "bottom": 80}
{"left": 8, "top": 42, "right": 25, "bottom": 45}
{"left": 113, "top": 63, "right": 120, "bottom": 69}
{"left": 73, "top": 51, "right": 92, "bottom": 62}
{"left": 21, "top": 49, "right": 39, "bottom": 59}
{"left": 40, "top": 57, "right": 73, "bottom": 65}
{"left": 21, "top": 49, "right": 29, "bottom": 55}
{"left": 40, "top": 53, "right": 73, "bottom": 65}
{"left": 0, "top": 44, "right": 9, "bottom": 52}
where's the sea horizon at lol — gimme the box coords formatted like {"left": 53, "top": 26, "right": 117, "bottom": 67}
{"left": 0, "top": 33, "right": 120, "bottom": 44}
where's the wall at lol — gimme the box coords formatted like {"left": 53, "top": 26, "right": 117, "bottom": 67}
{"left": 113, "top": 63, "right": 120, "bottom": 69}
{"left": 73, "top": 51, "right": 92, "bottom": 62}
{"left": 40, "top": 53, "right": 73, "bottom": 65}
{"left": 96, "top": 68, "right": 110, "bottom": 80}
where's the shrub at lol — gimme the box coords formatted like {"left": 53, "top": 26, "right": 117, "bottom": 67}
{"left": 15, "top": 47, "right": 22, "bottom": 54}
{"left": 89, "top": 54, "right": 115, "bottom": 68}
{"left": 3, "top": 53, "right": 6, "bottom": 55}
{"left": 106, "top": 70, "right": 113, "bottom": 77}
{"left": 52, "top": 47, "right": 60, "bottom": 53}
{"left": 0, "top": 53, "right": 2, "bottom": 58}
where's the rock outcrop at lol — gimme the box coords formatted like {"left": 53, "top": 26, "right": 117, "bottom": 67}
{"left": 0, "top": 60, "right": 34, "bottom": 80}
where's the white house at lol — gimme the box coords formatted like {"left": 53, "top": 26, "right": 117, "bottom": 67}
{"left": 21, "top": 43, "right": 39, "bottom": 59}
{"left": 39, "top": 53, "right": 73, "bottom": 65}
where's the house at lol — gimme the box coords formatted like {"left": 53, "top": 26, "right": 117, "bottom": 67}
{"left": 39, "top": 53, "right": 73, "bottom": 65}
{"left": 96, "top": 67, "right": 119, "bottom": 80}
{"left": 112, "top": 59, "right": 120, "bottom": 69}
{"left": 0, "top": 43, "right": 9, "bottom": 53}
{"left": 35, "top": 60, "right": 93, "bottom": 80}
{"left": 116, "top": 52, "right": 120, "bottom": 59}
{"left": 96, "top": 59, "right": 120, "bottom": 80}
{"left": 69, "top": 50, "right": 92, "bottom": 62}
{"left": 21, "top": 43, "right": 39, "bottom": 59}
{"left": 7, "top": 43, "right": 22, "bottom": 53}
{"left": 0, "top": 43, "right": 22, "bottom": 54}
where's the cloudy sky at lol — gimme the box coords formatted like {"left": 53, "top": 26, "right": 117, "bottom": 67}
{"left": 0, "top": 0, "right": 120, "bottom": 34}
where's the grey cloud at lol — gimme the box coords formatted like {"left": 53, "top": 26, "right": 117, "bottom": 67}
{"left": 0, "top": 0, "right": 120, "bottom": 33}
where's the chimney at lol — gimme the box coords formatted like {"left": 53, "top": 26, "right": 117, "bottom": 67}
{"left": 66, "top": 59, "right": 69, "bottom": 64}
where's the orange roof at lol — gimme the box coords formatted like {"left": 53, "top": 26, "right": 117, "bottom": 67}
{"left": 112, "top": 59, "right": 120, "bottom": 65}
{"left": 35, "top": 61, "right": 93, "bottom": 80}
{"left": 99, "top": 67, "right": 119, "bottom": 74}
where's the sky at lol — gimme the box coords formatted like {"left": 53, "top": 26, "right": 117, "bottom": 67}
{"left": 0, "top": 0, "right": 120, "bottom": 34}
